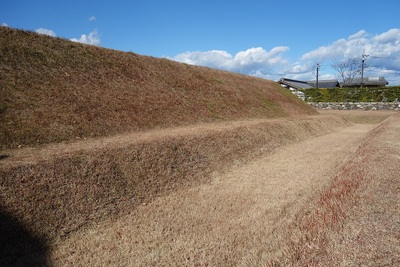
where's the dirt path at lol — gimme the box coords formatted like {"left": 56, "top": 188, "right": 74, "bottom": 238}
{"left": 50, "top": 121, "right": 381, "bottom": 266}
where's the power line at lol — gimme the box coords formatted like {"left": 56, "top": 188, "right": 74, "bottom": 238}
{"left": 368, "top": 55, "right": 400, "bottom": 59}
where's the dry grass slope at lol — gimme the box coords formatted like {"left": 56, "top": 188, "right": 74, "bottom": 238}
{"left": 0, "top": 116, "right": 349, "bottom": 243}
{"left": 265, "top": 115, "right": 400, "bottom": 266}
{"left": 0, "top": 27, "right": 316, "bottom": 149}
{"left": 0, "top": 26, "right": 319, "bottom": 265}
{"left": 4, "top": 27, "right": 396, "bottom": 266}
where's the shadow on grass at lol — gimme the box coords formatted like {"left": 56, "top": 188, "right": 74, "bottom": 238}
{"left": 0, "top": 209, "right": 49, "bottom": 267}
{"left": 0, "top": 155, "right": 10, "bottom": 161}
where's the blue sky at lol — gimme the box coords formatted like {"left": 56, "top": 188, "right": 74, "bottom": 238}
{"left": 2, "top": 0, "right": 400, "bottom": 84}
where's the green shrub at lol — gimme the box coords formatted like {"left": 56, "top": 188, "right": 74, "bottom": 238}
{"left": 303, "top": 86, "right": 400, "bottom": 102}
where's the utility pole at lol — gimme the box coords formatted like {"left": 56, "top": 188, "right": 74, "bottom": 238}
{"left": 316, "top": 63, "right": 319, "bottom": 89}
{"left": 361, "top": 50, "right": 369, "bottom": 88}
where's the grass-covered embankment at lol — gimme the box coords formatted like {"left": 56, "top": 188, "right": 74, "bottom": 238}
{"left": 0, "top": 27, "right": 316, "bottom": 149}
{"left": 0, "top": 116, "right": 350, "bottom": 246}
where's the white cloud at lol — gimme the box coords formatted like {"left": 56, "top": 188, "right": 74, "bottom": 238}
{"left": 173, "top": 50, "right": 233, "bottom": 69}
{"left": 348, "top": 30, "right": 368, "bottom": 40}
{"left": 1, "top": 22, "right": 8, "bottom": 27}
{"left": 35, "top": 28, "right": 56, "bottom": 37}
{"left": 298, "top": 28, "right": 400, "bottom": 84}
{"left": 89, "top": 16, "right": 96, "bottom": 22}
{"left": 300, "top": 34, "right": 368, "bottom": 62}
{"left": 372, "top": 28, "right": 400, "bottom": 44}
{"left": 301, "top": 29, "right": 400, "bottom": 64}
{"left": 71, "top": 29, "right": 100, "bottom": 46}
{"left": 171, "top": 29, "right": 400, "bottom": 84}
{"left": 172, "top": 46, "right": 289, "bottom": 77}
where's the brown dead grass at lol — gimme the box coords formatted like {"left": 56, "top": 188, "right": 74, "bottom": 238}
{"left": 266, "top": 114, "right": 400, "bottom": 266}
{"left": 1, "top": 27, "right": 398, "bottom": 267}
{"left": 46, "top": 115, "right": 385, "bottom": 266}
{"left": 0, "top": 114, "right": 351, "bottom": 266}
{"left": 0, "top": 26, "right": 315, "bottom": 150}
{"left": 2, "top": 109, "right": 398, "bottom": 266}
{"left": 1, "top": 26, "right": 319, "bottom": 266}
{"left": 318, "top": 109, "right": 397, "bottom": 124}
{"left": 0, "top": 115, "right": 349, "bottom": 246}
{"left": 324, "top": 114, "right": 400, "bottom": 266}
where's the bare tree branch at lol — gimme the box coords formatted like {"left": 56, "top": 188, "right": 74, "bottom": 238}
{"left": 331, "top": 58, "right": 363, "bottom": 84}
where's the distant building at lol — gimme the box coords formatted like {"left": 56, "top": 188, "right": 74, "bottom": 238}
{"left": 277, "top": 78, "right": 340, "bottom": 100}
{"left": 340, "top": 77, "right": 389, "bottom": 87}
{"left": 278, "top": 77, "right": 389, "bottom": 100}
{"left": 277, "top": 78, "right": 340, "bottom": 90}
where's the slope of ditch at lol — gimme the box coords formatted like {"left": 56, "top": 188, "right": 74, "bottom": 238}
{"left": 47, "top": 114, "right": 396, "bottom": 266}
{"left": 325, "top": 114, "right": 400, "bottom": 266}
{"left": 2, "top": 111, "right": 398, "bottom": 266}
{"left": 0, "top": 115, "right": 349, "bottom": 263}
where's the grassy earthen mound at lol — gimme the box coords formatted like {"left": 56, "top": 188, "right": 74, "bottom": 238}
{"left": 0, "top": 27, "right": 315, "bottom": 150}
{"left": 2, "top": 27, "right": 366, "bottom": 266}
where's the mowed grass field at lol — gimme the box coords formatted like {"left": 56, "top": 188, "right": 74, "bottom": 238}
{"left": 1, "top": 27, "right": 399, "bottom": 266}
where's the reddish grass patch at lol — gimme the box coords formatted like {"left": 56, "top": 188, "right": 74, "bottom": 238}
{"left": 267, "top": 118, "right": 392, "bottom": 266}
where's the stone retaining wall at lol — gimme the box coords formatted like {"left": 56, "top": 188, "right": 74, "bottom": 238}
{"left": 308, "top": 102, "right": 400, "bottom": 111}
